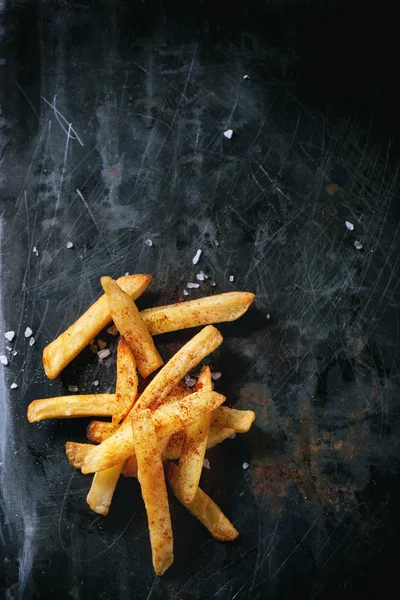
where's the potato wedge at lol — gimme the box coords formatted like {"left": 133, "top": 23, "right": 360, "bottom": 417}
{"left": 178, "top": 366, "right": 212, "bottom": 504}
{"left": 141, "top": 292, "right": 255, "bottom": 335}
{"left": 27, "top": 394, "right": 116, "bottom": 423}
{"left": 211, "top": 407, "right": 255, "bottom": 433}
{"left": 81, "top": 391, "right": 225, "bottom": 474}
{"left": 166, "top": 463, "right": 239, "bottom": 542}
{"left": 101, "top": 277, "right": 163, "bottom": 379}
{"left": 132, "top": 410, "right": 173, "bottom": 576}
{"left": 66, "top": 442, "right": 94, "bottom": 469}
{"left": 43, "top": 274, "right": 152, "bottom": 379}
{"left": 133, "top": 325, "right": 223, "bottom": 413}
{"left": 122, "top": 425, "right": 235, "bottom": 476}
{"left": 87, "top": 463, "right": 124, "bottom": 516}
{"left": 114, "top": 337, "right": 138, "bottom": 423}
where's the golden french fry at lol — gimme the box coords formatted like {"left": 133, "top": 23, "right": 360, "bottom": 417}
{"left": 133, "top": 325, "right": 223, "bottom": 413}
{"left": 66, "top": 442, "right": 94, "bottom": 469}
{"left": 87, "top": 463, "right": 124, "bottom": 516}
{"left": 42, "top": 274, "right": 152, "bottom": 379}
{"left": 101, "top": 277, "right": 163, "bottom": 379}
{"left": 166, "top": 463, "right": 239, "bottom": 542}
{"left": 212, "top": 407, "right": 255, "bottom": 433}
{"left": 81, "top": 391, "right": 225, "bottom": 474}
{"left": 178, "top": 366, "right": 212, "bottom": 504}
{"left": 86, "top": 383, "right": 190, "bottom": 443}
{"left": 132, "top": 409, "right": 173, "bottom": 576}
{"left": 114, "top": 337, "right": 138, "bottom": 423}
{"left": 141, "top": 292, "right": 255, "bottom": 335}
{"left": 27, "top": 394, "right": 116, "bottom": 423}
{"left": 123, "top": 425, "right": 235, "bottom": 477}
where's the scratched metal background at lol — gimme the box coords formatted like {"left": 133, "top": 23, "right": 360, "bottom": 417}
{"left": 1, "top": 1, "right": 400, "bottom": 599}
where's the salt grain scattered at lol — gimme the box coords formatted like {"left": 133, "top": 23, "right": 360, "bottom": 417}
{"left": 229, "top": 275, "right": 234, "bottom": 282}
{"left": 214, "top": 240, "right": 219, "bottom": 246}
{"left": 10, "top": 383, "right": 18, "bottom": 390}
{"left": 266, "top": 314, "right": 271, "bottom": 319}
{"left": 242, "top": 462, "right": 249, "bottom": 470}
{"left": 211, "top": 372, "right": 221, "bottom": 380}
{"left": 183, "top": 289, "right": 189, "bottom": 296}
{"left": 68, "top": 385, "right": 79, "bottom": 393}
{"left": 11, "top": 350, "right": 18, "bottom": 357}
{"left": 223, "top": 129, "right": 233, "bottom": 139}
{"left": 24, "top": 327, "right": 33, "bottom": 338}
{"left": 6, "top": 346, "right": 12, "bottom": 352}
{"left": 210, "top": 281, "right": 216, "bottom": 287}
{"left": 243, "top": 74, "right": 250, "bottom": 80}
{"left": 124, "top": 272, "right": 129, "bottom": 276}
{"left": 93, "top": 380, "right": 99, "bottom": 386}
{"left": 29, "top": 337, "right": 35, "bottom": 346}
{"left": 0, "top": 355, "right": 8, "bottom": 366}
{"left": 185, "top": 376, "right": 196, "bottom": 387}
{"left": 345, "top": 221, "right": 354, "bottom": 231}
{"left": 32, "top": 246, "right": 39, "bottom": 256}
{"left": 97, "top": 349, "right": 111, "bottom": 360}
{"left": 196, "top": 271, "right": 208, "bottom": 281}
{"left": 66, "top": 241, "right": 74, "bottom": 249}
{"left": 192, "top": 249, "right": 202, "bottom": 265}
{"left": 5, "top": 331, "right": 15, "bottom": 342}
{"left": 228, "top": 432, "right": 236, "bottom": 439}
{"left": 203, "top": 458, "right": 211, "bottom": 470}
{"left": 145, "top": 239, "right": 153, "bottom": 247}
{"left": 187, "top": 282, "right": 200, "bottom": 289}
{"left": 354, "top": 240, "right": 363, "bottom": 250}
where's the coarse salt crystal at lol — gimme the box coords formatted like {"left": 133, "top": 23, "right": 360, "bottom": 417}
{"left": 93, "top": 380, "right": 99, "bottom": 386}
{"left": 192, "top": 249, "right": 202, "bottom": 265}
{"left": 10, "top": 383, "right": 18, "bottom": 389}
{"left": 243, "top": 74, "right": 250, "bottom": 80}
{"left": 354, "top": 240, "right": 363, "bottom": 250}
{"left": 242, "top": 462, "right": 249, "bottom": 470}
{"left": 24, "top": 327, "right": 33, "bottom": 338}
{"left": 185, "top": 376, "right": 196, "bottom": 387}
{"left": 11, "top": 350, "right": 18, "bottom": 357}
{"left": 203, "top": 458, "right": 211, "bottom": 470}
{"left": 211, "top": 372, "right": 221, "bottom": 380}
{"left": 214, "top": 240, "right": 219, "bottom": 246}
{"left": 5, "top": 331, "right": 15, "bottom": 342}
{"left": 145, "top": 239, "right": 153, "bottom": 247}
{"left": 183, "top": 289, "right": 189, "bottom": 296}
{"left": 6, "top": 346, "right": 12, "bottom": 352}
{"left": 29, "top": 338, "right": 35, "bottom": 346}
{"left": 229, "top": 275, "right": 234, "bottom": 282}
{"left": 66, "top": 241, "right": 74, "bottom": 249}
{"left": 187, "top": 282, "right": 200, "bottom": 289}
{"left": 68, "top": 385, "right": 79, "bottom": 393}
{"left": 32, "top": 246, "right": 39, "bottom": 256}
{"left": 124, "top": 272, "right": 129, "bottom": 276}
{"left": 0, "top": 355, "right": 9, "bottom": 366}
{"left": 97, "top": 349, "right": 111, "bottom": 360}
{"left": 196, "top": 270, "right": 208, "bottom": 281}
{"left": 210, "top": 281, "right": 216, "bottom": 287}
{"left": 223, "top": 129, "right": 233, "bottom": 139}
{"left": 345, "top": 221, "right": 354, "bottom": 231}
{"left": 228, "top": 432, "right": 236, "bottom": 439}
{"left": 266, "top": 314, "right": 271, "bottom": 319}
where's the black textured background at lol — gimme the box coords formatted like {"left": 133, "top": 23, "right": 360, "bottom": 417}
{"left": 1, "top": 1, "right": 399, "bottom": 599}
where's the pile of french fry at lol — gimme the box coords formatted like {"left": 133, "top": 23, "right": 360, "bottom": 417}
{"left": 27, "top": 274, "right": 256, "bottom": 576}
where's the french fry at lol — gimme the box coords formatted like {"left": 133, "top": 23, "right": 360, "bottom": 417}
{"left": 87, "top": 464, "right": 124, "bottom": 516}
{"left": 132, "top": 409, "right": 173, "bottom": 576}
{"left": 42, "top": 274, "right": 152, "bottom": 379}
{"left": 122, "top": 425, "right": 235, "bottom": 476}
{"left": 166, "top": 463, "right": 239, "bottom": 542}
{"left": 178, "top": 366, "right": 212, "bottom": 504}
{"left": 27, "top": 394, "right": 116, "bottom": 423}
{"left": 133, "top": 325, "right": 223, "bottom": 413}
{"left": 81, "top": 391, "right": 225, "bottom": 474}
{"left": 141, "top": 292, "right": 255, "bottom": 335}
{"left": 66, "top": 442, "right": 94, "bottom": 469}
{"left": 86, "top": 383, "right": 190, "bottom": 443}
{"left": 211, "top": 407, "right": 255, "bottom": 433}
{"left": 101, "top": 277, "right": 163, "bottom": 379}
{"left": 114, "top": 337, "right": 138, "bottom": 423}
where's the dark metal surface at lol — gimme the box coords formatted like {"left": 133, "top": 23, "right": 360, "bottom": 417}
{"left": 1, "top": 2, "right": 399, "bottom": 599}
